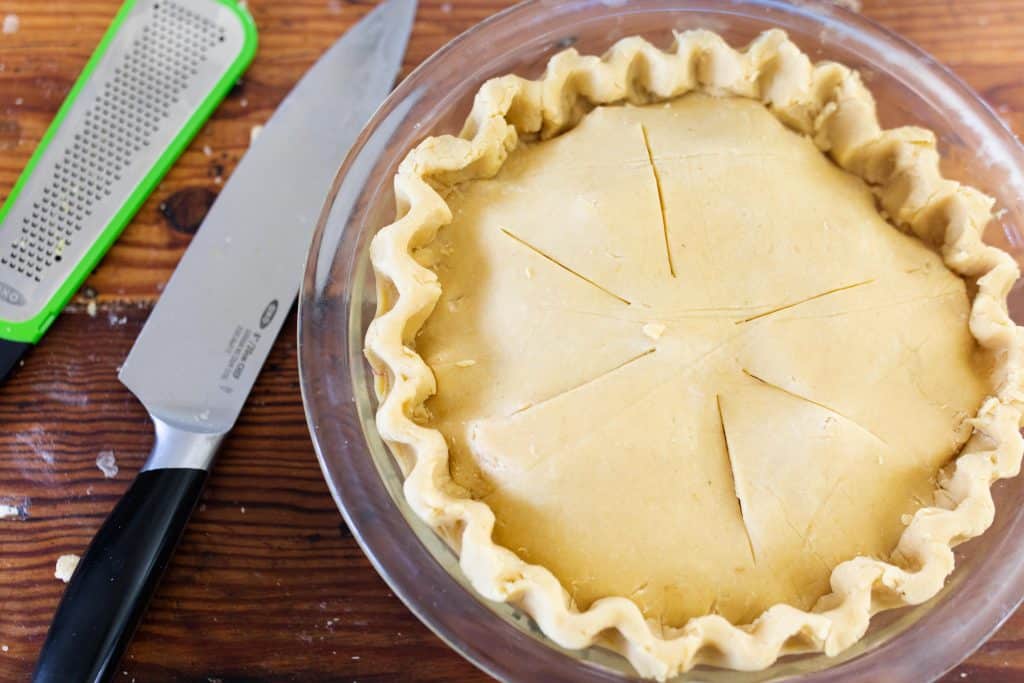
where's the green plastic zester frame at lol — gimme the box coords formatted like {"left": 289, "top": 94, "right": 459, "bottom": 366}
{"left": 0, "top": 0, "right": 257, "bottom": 380}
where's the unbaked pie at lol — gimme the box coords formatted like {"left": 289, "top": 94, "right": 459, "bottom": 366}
{"left": 365, "top": 28, "right": 1024, "bottom": 679}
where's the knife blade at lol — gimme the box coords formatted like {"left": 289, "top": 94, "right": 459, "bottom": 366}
{"left": 32, "top": 2, "right": 416, "bottom": 681}
{"left": 124, "top": 0, "right": 415, "bottom": 437}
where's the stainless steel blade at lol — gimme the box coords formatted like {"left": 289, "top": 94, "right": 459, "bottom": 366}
{"left": 119, "top": 0, "right": 416, "bottom": 437}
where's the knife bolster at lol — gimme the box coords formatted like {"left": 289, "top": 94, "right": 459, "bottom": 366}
{"left": 141, "top": 416, "right": 226, "bottom": 472}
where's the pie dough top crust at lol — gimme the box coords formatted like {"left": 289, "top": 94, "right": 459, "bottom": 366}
{"left": 418, "top": 92, "right": 989, "bottom": 628}
{"left": 366, "top": 29, "right": 1024, "bottom": 679}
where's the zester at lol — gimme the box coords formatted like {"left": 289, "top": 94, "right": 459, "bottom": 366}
{"left": 0, "top": 0, "right": 257, "bottom": 381}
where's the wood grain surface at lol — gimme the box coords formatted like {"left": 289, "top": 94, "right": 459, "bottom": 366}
{"left": 1, "top": 1, "right": 1023, "bottom": 681}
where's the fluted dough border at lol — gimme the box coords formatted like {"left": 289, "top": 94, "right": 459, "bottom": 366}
{"left": 364, "top": 29, "right": 1024, "bottom": 680}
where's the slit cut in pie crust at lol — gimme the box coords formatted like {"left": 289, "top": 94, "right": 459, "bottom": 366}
{"left": 364, "top": 29, "right": 1024, "bottom": 679}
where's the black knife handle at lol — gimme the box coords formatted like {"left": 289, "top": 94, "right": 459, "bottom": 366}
{"left": 32, "top": 468, "right": 208, "bottom": 683}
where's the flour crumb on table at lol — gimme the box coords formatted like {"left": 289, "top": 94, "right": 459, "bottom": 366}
{"left": 54, "top": 554, "right": 80, "bottom": 582}
{"left": 15, "top": 428, "right": 55, "bottom": 465}
{"left": 96, "top": 450, "right": 119, "bottom": 478}
{"left": 249, "top": 124, "right": 264, "bottom": 145}
{"left": 2, "top": 14, "right": 19, "bottom": 35}
{"left": 0, "top": 497, "right": 28, "bottom": 520}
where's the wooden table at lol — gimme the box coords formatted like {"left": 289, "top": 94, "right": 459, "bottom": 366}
{"left": 1, "top": 1, "right": 1022, "bottom": 680}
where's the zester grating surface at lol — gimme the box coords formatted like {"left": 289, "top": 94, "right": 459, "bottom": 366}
{"left": 0, "top": 0, "right": 249, "bottom": 328}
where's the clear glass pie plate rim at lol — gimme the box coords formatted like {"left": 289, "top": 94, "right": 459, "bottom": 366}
{"left": 298, "top": 1, "right": 1024, "bottom": 681}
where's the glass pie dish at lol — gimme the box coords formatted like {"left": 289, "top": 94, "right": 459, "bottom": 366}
{"left": 297, "top": 0, "right": 1024, "bottom": 680}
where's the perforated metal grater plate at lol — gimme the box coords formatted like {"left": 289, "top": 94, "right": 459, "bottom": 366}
{"left": 0, "top": 0, "right": 252, "bottom": 338}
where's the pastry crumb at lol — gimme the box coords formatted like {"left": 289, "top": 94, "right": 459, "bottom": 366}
{"left": 455, "top": 360, "right": 477, "bottom": 368}
{"left": 96, "top": 450, "right": 118, "bottom": 479}
{"left": 642, "top": 322, "right": 666, "bottom": 340}
{"left": 54, "top": 554, "right": 80, "bottom": 583}
{"left": 202, "top": 144, "right": 213, "bottom": 156}
{"left": 250, "top": 124, "right": 264, "bottom": 145}
{"left": 86, "top": 300, "right": 97, "bottom": 317}
{"left": 2, "top": 14, "right": 19, "bottom": 35}
{"left": 0, "top": 498, "right": 26, "bottom": 520}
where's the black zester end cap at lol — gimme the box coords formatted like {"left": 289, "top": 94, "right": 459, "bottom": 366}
{"left": 0, "top": 338, "right": 30, "bottom": 383}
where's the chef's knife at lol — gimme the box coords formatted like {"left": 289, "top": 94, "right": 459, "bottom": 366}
{"left": 31, "top": 1, "right": 416, "bottom": 681}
